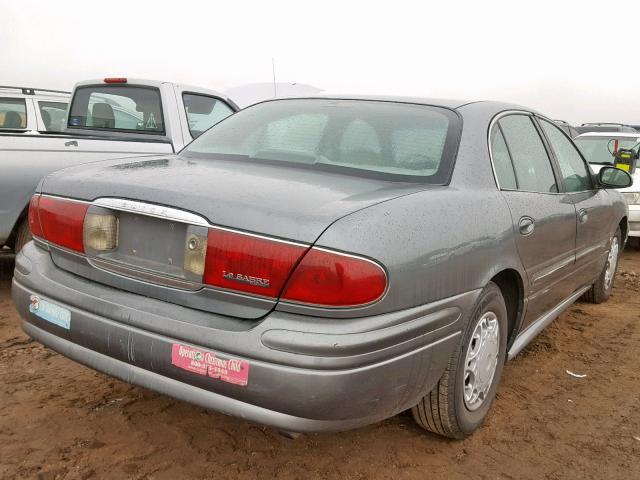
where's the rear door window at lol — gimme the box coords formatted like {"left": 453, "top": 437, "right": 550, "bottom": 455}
{"left": 490, "top": 125, "right": 517, "bottom": 189}
{"left": 38, "top": 101, "right": 68, "bottom": 132}
{"left": 499, "top": 114, "right": 558, "bottom": 193}
{"left": 0, "top": 98, "right": 27, "bottom": 129}
{"left": 538, "top": 118, "right": 592, "bottom": 192}
{"left": 68, "top": 85, "right": 164, "bottom": 134}
{"left": 183, "top": 93, "right": 234, "bottom": 138}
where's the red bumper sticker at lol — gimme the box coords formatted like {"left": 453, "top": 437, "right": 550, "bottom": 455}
{"left": 171, "top": 344, "right": 250, "bottom": 386}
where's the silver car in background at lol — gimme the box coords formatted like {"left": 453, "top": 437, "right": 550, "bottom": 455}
{"left": 12, "top": 96, "right": 631, "bottom": 438}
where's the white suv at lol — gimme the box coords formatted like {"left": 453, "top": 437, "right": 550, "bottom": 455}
{"left": 0, "top": 86, "right": 70, "bottom": 132}
{"left": 575, "top": 131, "right": 640, "bottom": 240}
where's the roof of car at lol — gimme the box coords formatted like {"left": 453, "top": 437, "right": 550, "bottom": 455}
{"left": 576, "top": 131, "right": 640, "bottom": 139}
{"left": 259, "top": 94, "right": 538, "bottom": 114}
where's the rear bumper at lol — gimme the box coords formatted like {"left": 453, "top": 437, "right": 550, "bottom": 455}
{"left": 12, "top": 242, "right": 474, "bottom": 432}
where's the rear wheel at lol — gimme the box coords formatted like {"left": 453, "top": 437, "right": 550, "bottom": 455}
{"left": 582, "top": 227, "right": 621, "bottom": 304}
{"left": 13, "top": 218, "right": 31, "bottom": 254}
{"left": 412, "top": 281, "right": 507, "bottom": 438}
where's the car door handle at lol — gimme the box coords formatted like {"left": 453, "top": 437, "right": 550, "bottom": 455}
{"left": 64, "top": 140, "right": 78, "bottom": 147}
{"left": 578, "top": 208, "right": 588, "bottom": 224}
{"left": 518, "top": 216, "right": 535, "bottom": 236}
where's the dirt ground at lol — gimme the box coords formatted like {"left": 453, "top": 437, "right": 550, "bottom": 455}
{"left": 0, "top": 249, "right": 639, "bottom": 480}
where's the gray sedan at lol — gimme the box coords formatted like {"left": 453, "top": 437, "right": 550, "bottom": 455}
{"left": 12, "top": 96, "right": 631, "bottom": 438}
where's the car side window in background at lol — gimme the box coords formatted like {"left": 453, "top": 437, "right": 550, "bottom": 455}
{"left": 499, "top": 115, "right": 558, "bottom": 193}
{"left": 183, "top": 93, "right": 234, "bottom": 139}
{"left": 0, "top": 98, "right": 27, "bottom": 129}
{"left": 490, "top": 125, "right": 517, "bottom": 189}
{"left": 38, "top": 101, "right": 68, "bottom": 132}
{"left": 538, "top": 118, "right": 592, "bottom": 192}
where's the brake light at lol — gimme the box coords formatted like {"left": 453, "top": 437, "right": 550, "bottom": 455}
{"left": 203, "top": 229, "right": 307, "bottom": 297}
{"left": 103, "top": 77, "right": 127, "bottom": 84}
{"left": 282, "top": 248, "right": 387, "bottom": 307}
{"left": 35, "top": 196, "right": 88, "bottom": 252}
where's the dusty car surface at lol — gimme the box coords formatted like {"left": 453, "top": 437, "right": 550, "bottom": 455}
{"left": 11, "top": 96, "right": 631, "bottom": 438}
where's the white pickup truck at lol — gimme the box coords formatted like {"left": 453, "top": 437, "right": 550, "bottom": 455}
{"left": 0, "top": 78, "right": 238, "bottom": 252}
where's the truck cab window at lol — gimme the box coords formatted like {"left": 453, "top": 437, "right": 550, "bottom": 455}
{"left": 0, "top": 98, "right": 27, "bottom": 129}
{"left": 68, "top": 86, "right": 165, "bottom": 134}
{"left": 183, "top": 93, "right": 234, "bottom": 138}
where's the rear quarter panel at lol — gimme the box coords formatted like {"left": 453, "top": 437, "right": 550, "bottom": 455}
{"left": 304, "top": 186, "right": 522, "bottom": 317}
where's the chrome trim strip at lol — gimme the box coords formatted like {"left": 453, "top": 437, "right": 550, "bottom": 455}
{"left": 38, "top": 194, "right": 309, "bottom": 247}
{"left": 507, "top": 285, "right": 590, "bottom": 360}
{"left": 531, "top": 254, "right": 575, "bottom": 283}
{"left": 93, "top": 198, "right": 210, "bottom": 227}
{"left": 575, "top": 240, "right": 608, "bottom": 261}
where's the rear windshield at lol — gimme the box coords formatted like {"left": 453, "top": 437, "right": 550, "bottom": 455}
{"left": 575, "top": 136, "right": 640, "bottom": 165}
{"left": 68, "top": 85, "right": 164, "bottom": 134}
{"left": 182, "top": 99, "right": 460, "bottom": 182}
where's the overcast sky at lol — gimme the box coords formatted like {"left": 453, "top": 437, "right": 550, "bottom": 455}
{"left": 2, "top": 0, "right": 638, "bottom": 124}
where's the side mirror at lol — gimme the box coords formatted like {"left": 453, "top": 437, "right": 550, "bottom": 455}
{"left": 598, "top": 166, "right": 633, "bottom": 189}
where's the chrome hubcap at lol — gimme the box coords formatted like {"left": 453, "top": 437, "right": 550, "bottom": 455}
{"left": 463, "top": 311, "right": 500, "bottom": 411}
{"left": 604, "top": 235, "right": 619, "bottom": 290}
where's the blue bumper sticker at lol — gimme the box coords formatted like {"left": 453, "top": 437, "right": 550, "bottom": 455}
{"left": 29, "top": 295, "right": 71, "bottom": 330}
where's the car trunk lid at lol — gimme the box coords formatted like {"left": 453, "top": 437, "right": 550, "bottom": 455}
{"left": 40, "top": 154, "right": 426, "bottom": 319}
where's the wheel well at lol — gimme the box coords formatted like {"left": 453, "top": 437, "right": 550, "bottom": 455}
{"left": 620, "top": 216, "right": 628, "bottom": 245}
{"left": 491, "top": 269, "right": 523, "bottom": 349}
{"left": 5, "top": 204, "right": 29, "bottom": 250}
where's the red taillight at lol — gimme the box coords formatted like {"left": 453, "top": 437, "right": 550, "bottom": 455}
{"left": 28, "top": 195, "right": 44, "bottom": 238}
{"left": 103, "top": 77, "right": 127, "bottom": 84}
{"left": 282, "top": 248, "right": 387, "bottom": 307}
{"left": 203, "top": 228, "right": 307, "bottom": 297}
{"left": 36, "top": 196, "right": 88, "bottom": 252}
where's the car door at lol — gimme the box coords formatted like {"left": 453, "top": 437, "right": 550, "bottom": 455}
{"left": 537, "top": 117, "right": 614, "bottom": 287}
{"left": 491, "top": 113, "right": 578, "bottom": 328}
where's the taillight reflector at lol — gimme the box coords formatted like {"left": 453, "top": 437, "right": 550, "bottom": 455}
{"left": 28, "top": 195, "right": 44, "bottom": 238}
{"left": 203, "top": 229, "right": 307, "bottom": 297}
{"left": 103, "top": 77, "right": 127, "bottom": 84}
{"left": 37, "top": 196, "right": 89, "bottom": 252}
{"left": 282, "top": 248, "right": 387, "bottom": 307}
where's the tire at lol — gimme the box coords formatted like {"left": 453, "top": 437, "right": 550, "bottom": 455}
{"left": 582, "top": 227, "right": 621, "bottom": 304}
{"left": 412, "top": 281, "right": 508, "bottom": 439}
{"left": 13, "top": 218, "right": 32, "bottom": 254}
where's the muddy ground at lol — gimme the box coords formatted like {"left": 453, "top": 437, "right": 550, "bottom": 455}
{"left": 0, "top": 248, "right": 639, "bottom": 480}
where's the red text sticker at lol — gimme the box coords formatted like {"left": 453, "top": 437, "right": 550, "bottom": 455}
{"left": 171, "top": 343, "right": 250, "bottom": 387}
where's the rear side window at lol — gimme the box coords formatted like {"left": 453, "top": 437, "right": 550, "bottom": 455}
{"left": 38, "top": 101, "right": 68, "bottom": 132}
{"left": 490, "top": 126, "right": 517, "bottom": 189}
{"left": 0, "top": 98, "right": 27, "bottom": 129}
{"left": 538, "top": 118, "right": 592, "bottom": 192}
{"left": 68, "top": 86, "right": 165, "bottom": 134}
{"left": 184, "top": 99, "right": 460, "bottom": 182}
{"left": 499, "top": 115, "right": 558, "bottom": 193}
{"left": 183, "top": 93, "right": 234, "bottom": 138}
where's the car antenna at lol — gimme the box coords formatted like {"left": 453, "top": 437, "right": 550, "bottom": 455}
{"left": 272, "top": 57, "right": 277, "bottom": 97}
